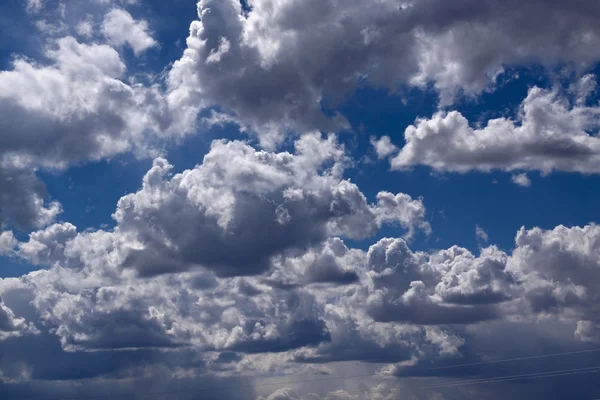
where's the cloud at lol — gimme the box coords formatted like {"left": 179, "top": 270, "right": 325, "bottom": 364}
{"left": 360, "top": 240, "right": 511, "bottom": 325}
{"left": 575, "top": 320, "right": 600, "bottom": 342}
{"left": 108, "top": 134, "right": 428, "bottom": 277}
{"left": 0, "top": 31, "right": 189, "bottom": 229}
{"left": 511, "top": 173, "right": 532, "bottom": 187}
{"left": 258, "top": 387, "right": 396, "bottom": 400}
{"left": 0, "top": 231, "right": 17, "bottom": 256}
{"left": 390, "top": 85, "right": 600, "bottom": 174}
{"left": 102, "top": 9, "right": 157, "bottom": 55}
{"left": 268, "top": 238, "right": 360, "bottom": 286}
{"left": 0, "top": 167, "right": 61, "bottom": 230}
{"left": 25, "top": 0, "right": 44, "bottom": 14}
{"left": 507, "top": 224, "right": 600, "bottom": 341}
{"left": 475, "top": 225, "right": 489, "bottom": 243}
{"left": 371, "top": 136, "right": 398, "bottom": 160}
{"left": 0, "top": 296, "right": 37, "bottom": 340}
{"left": 167, "top": 0, "right": 600, "bottom": 142}
{"left": 0, "top": 36, "right": 175, "bottom": 170}
{"left": 4, "top": 2, "right": 600, "bottom": 397}
{"left": 4, "top": 220, "right": 600, "bottom": 397}
{"left": 6, "top": 135, "right": 431, "bottom": 355}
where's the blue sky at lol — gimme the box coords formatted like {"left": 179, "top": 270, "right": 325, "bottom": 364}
{"left": 1, "top": 1, "right": 600, "bottom": 399}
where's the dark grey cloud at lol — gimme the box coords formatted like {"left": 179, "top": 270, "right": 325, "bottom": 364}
{"left": 367, "top": 281, "right": 500, "bottom": 325}
{"left": 229, "top": 319, "right": 331, "bottom": 354}
{"left": 0, "top": 167, "right": 60, "bottom": 230}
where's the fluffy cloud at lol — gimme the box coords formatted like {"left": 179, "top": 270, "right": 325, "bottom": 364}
{"left": 4, "top": 218, "right": 600, "bottom": 397}
{"left": 4, "top": 1, "right": 600, "bottom": 398}
{"left": 0, "top": 296, "right": 37, "bottom": 340}
{"left": 109, "top": 134, "right": 428, "bottom": 277}
{"left": 0, "top": 36, "right": 177, "bottom": 170}
{"left": 356, "top": 240, "right": 511, "bottom": 325}
{"left": 0, "top": 23, "right": 189, "bottom": 229}
{"left": 5, "top": 135, "right": 430, "bottom": 356}
{"left": 475, "top": 225, "right": 489, "bottom": 243}
{"left": 389, "top": 85, "right": 600, "bottom": 174}
{"left": 0, "top": 231, "right": 17, "bottom": 256}
{"left": 0, "top": 167, "right": 61, "bottom": 230}
{"left": 102, "top": 9, "right": 157, "bottom": 55}
{"left": 18, "top": 222, "right": 78, "bottom": 266}
{"left": 7, "top": 135, "right": 430, "bottom": 357}
{"left": 0, "top": 0, "right": 203, "bottom": 231}
{"left": 507, "top": 224, "right": 600, "bottom": 340}
{"left": 167, "top": 0, "right": 600, "bottom": 142}
{"left": 370, "top": 136, "right": 398, "bottom": 160}
{"left": 511, "top": 173, "right": 532, "bottom": 187}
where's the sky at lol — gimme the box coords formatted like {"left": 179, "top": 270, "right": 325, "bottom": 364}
{"left": 1, "top": 0, "right": 600, "bottom": 399}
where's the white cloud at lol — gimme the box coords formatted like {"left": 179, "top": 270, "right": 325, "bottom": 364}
{"left": 5, "top": 216, "right": 600, "bottom": 393}
{"left": 0, "top": 34, "right": 192, "bottom": 228}
{"left": 390, "top": 85, "right": 600, "bottom": 174}
{"left": 18, "top": 134, "right": 428, "bottom": 278}
{"left": 0, "top": 296, "right": 37, "bottom": 340}
{"left": 371, "top": 136, "right": 398, "bottom": 160}
{"left": 507, "top": 224, "right": 600, "bottom": 336}
{"left": 511, "top": 173, "right": 532, "bottom": 187}
{"left": 0, "top": 36, "right": 166, "bottom": 169}
{"left": 569, "top": 73, "right": 597, "bottom": 106}
{"left": 476, "top": 224, "right": 489, "bottom": 242}
{"left": 26, "top": 0, "right": 44, "bottom": 14}
{"left": 166, "top": 0, "right": 600, "bottom": 142}
{"left": 4, "top": 1, "right": 600, "bottom": 398}
{"left": 75, "top": 19, "right": 94, "bottom": 38}
{"left": 0, "top": 231, "right": 17, "bottom": 256}
{"left": 102, "top": 9, "right": 157, "bottom": 56}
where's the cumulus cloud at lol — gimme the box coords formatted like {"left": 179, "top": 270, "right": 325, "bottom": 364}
{"left": 0, "top": 231, "right": 17, "bottom": 256}
{"left": 0, "top": 167, "right": 61, "bottom": 230}
{"left": 0, "top": 36, "right": 177, "bottom": 170}
{"left": 18, "top": 222, "right": 78, "bottom": 266}
{"left": 102, "top": 9, "right": 157, "bottom": 55}
{"left": 389, "top": 85, "right": 600, "bottom": 174}
{"left": 167, "top": 0, "right": 600, "bottom": 142}
{"left": 109, "top": 134, "right": 429, "bottom": 277}
{"left": 371, "top": 136, "right": 398, "bottom": 160}
{"left": 511, "top": 173, "right": 532, "bottom": 187}
{"left": 475, "top": 225, "right": 489, "bottom": 243}
{"left": 15, "top": 135, "right": 428, "bottom": 280}
{"left": 5, "top": 218, "right": 600, "bottom": 396}
{"left": 0, "top": 296, "right": 37, "bottom": 340}
{"left": 359, "top": 240, "right": 511, "bottom": 325}
{"left": 4, "top": 1, "right": 600, "bottom": 398}
{"left": 3, "top": 135, "right": 431, "bottom": 356}
{"left": 0, "top": 29, "right": 190, "bottom": 229}
{"left": 507, "top": 224, "right": 600, "bottom": 341}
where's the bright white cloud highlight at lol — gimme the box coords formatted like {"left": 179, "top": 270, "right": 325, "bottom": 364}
{"left": 102, "top": 9, "right": 157, "bottom": 55}
{"left": 389, "top": 86, "right": 600, "bottom": 174}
